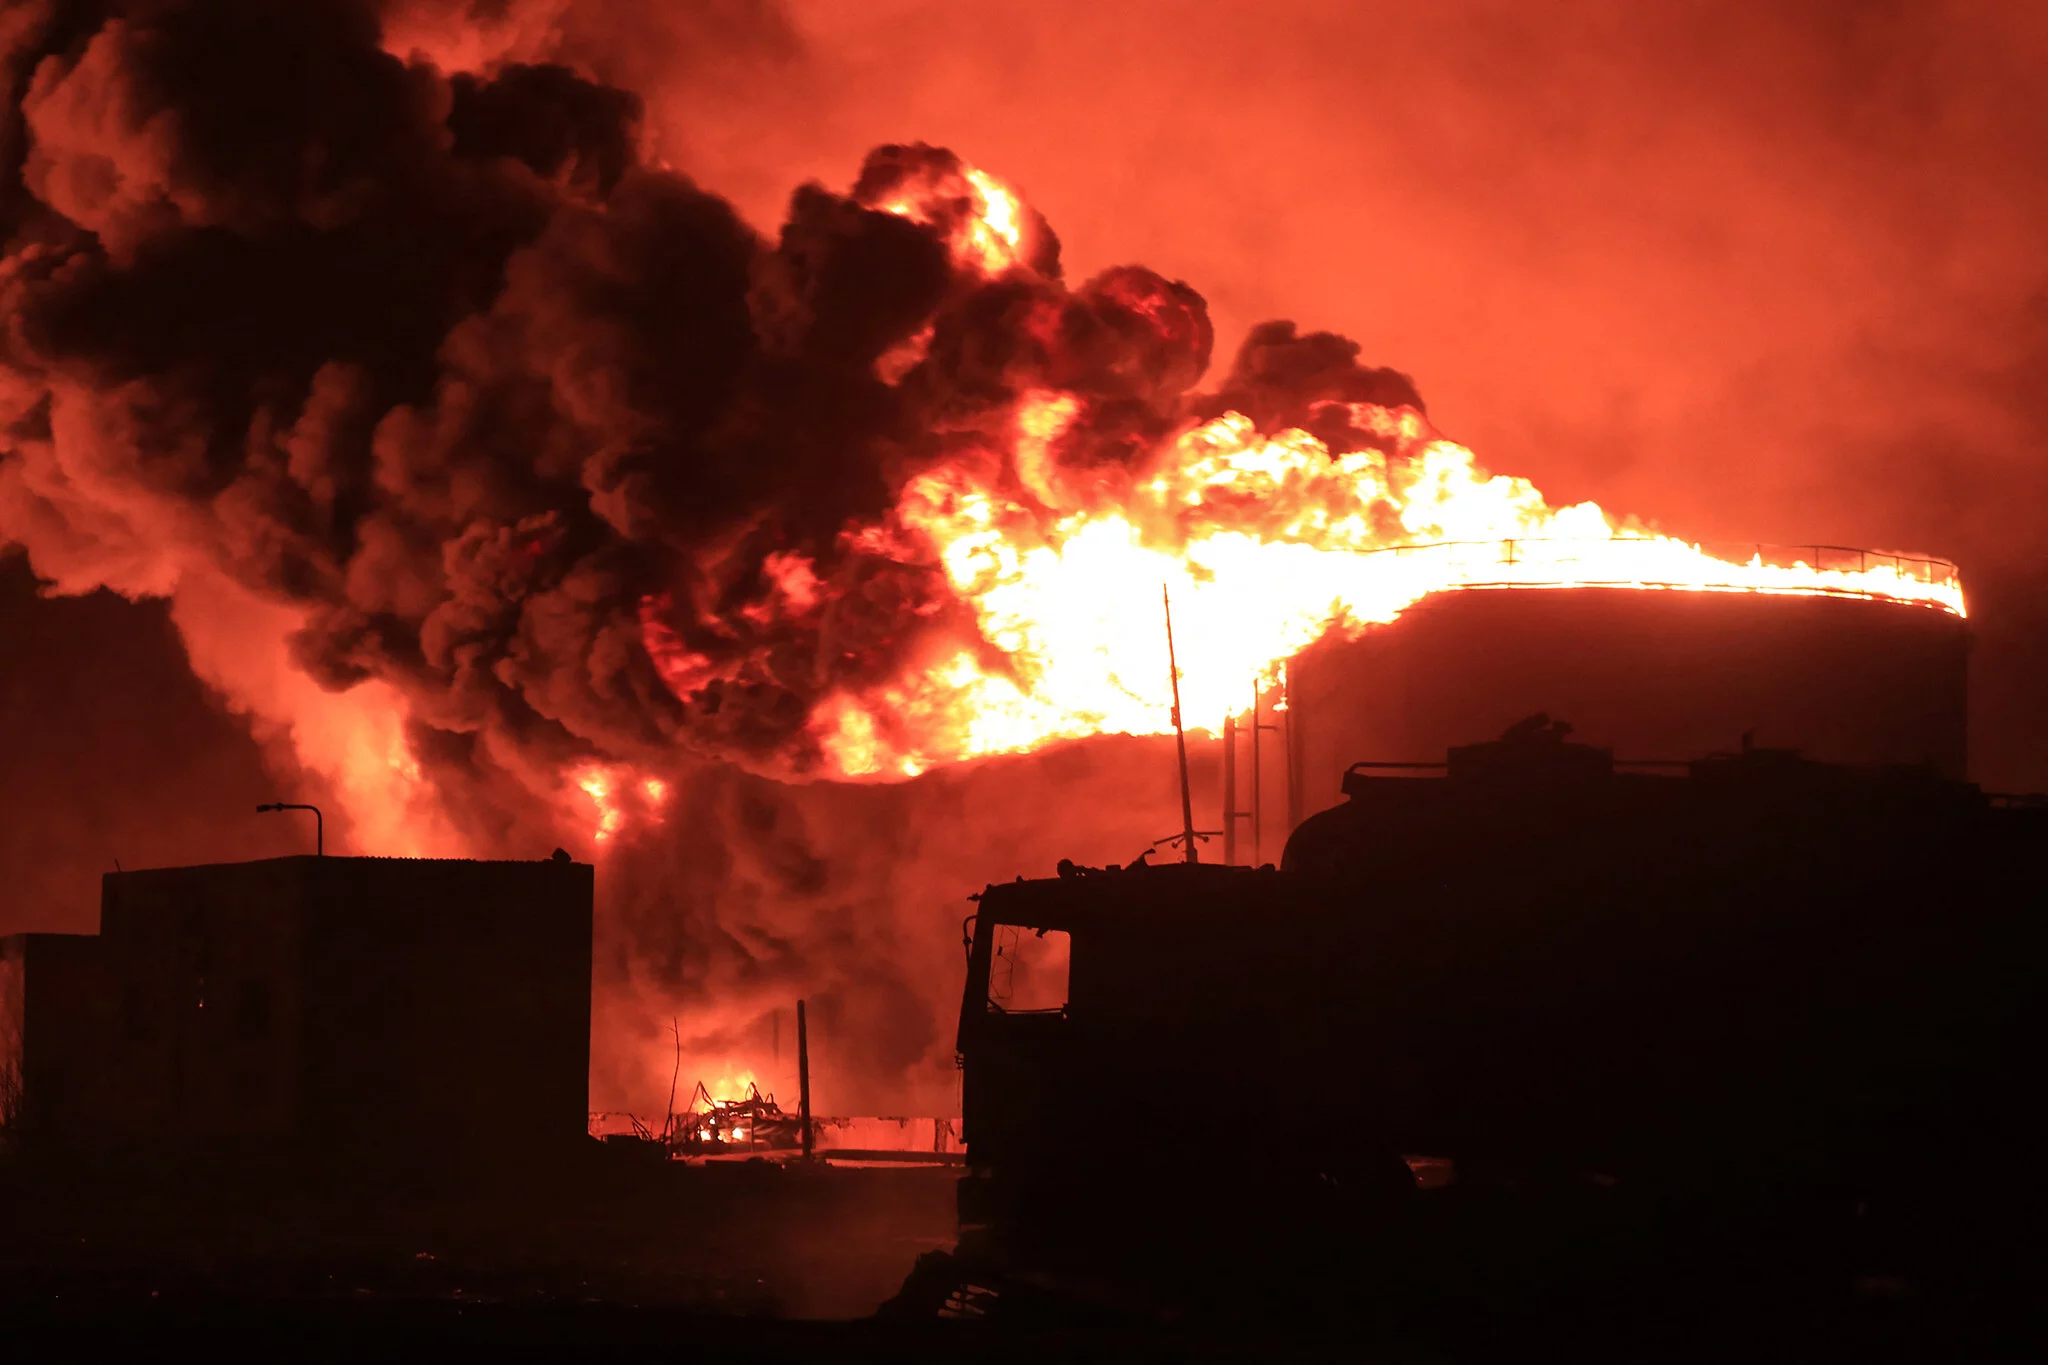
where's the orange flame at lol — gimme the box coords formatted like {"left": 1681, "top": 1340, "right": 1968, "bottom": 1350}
{"left": 576, "top": 768, "right": 625, "bottom": 843}
{"left": 570, "top": 762, "right": 671, "bottom": 847}
{"left": 701, "top": 1067, "right": 760, "bottom": 1104}
{"left": 873, "top": 160, "right": 1032, "bottom": 275}
{"left": 632, "top": 160, "right": 1966, "bottom": 784}
{"left": 803, "top": 400, "right": 1960, "bottom": 779}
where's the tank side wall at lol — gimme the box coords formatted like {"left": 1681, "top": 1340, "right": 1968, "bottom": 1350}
{"left": 1289, "top": 590, "right": 1969, "bottom": 812}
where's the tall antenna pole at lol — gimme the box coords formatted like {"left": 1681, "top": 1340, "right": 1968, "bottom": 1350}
{"left": 1283, "top": 661, "right": 1302, "bottom": 834}
{"left": 1252, "top": 677, "right": 1283, "bottom": 865}
{"left": 1164, "top": 585, "right": 1199, "bottom": 864}
{"left": 1221, "top": 712, "right": 1238, "bottom": 866}
{"left": 1251, "top": 679, "right": 1263, "bottom": 867}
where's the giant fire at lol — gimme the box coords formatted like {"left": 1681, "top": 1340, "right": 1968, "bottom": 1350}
{"left": 637, "top": 161, "right": 1963, "bottom": 787}
{"left": 0, "top": 1, "right": 1973, "bottom": 1124}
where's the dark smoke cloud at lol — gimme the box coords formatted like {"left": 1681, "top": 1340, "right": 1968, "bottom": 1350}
{"left": 0, "top": 2, "right": 1272, "bottom": 783}
{"left": 0, "top": 0, "right": 1402, "bottom": 1107}
{"left": 589, "top": 730, "right": 1200, "bottom": 1115}
{"left": 18, "top": 0, "right": 2031, "bottom": 1111}
{"left": 1194, "top": 321, "right": 1423, "bottom": 455}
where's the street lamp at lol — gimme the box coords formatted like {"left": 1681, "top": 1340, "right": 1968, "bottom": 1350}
{"left": 256, "top": 802, "right": 323, "bottom": 856}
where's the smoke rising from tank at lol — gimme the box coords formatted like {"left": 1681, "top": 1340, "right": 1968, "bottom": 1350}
{"left": 0, "top": 0, "right": 1418, "bottom": 1107}
{"left": 1, "top": 1, "right": 1352, "bottom": 785}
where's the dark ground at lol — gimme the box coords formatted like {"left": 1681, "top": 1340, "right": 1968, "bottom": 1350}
{"left": 0, "top": 1147, "right": 958, "bottom": 1319}
{"left": 1, "top": 1149, "right": 2043, "bottom": 1359}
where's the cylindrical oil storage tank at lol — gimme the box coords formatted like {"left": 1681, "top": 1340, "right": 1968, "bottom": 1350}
{"left": 1284, "top": 585, "right": 1969, "bottom": 819}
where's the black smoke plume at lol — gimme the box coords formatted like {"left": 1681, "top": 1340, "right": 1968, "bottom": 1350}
{"left": 1, "top": 1, "right": 1399, "bottom": 787}
{"left": 0, "top": 0, "right": 1412, "bottom": 1109}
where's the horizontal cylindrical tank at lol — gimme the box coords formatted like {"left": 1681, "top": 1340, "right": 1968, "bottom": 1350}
{"left": 1284, "top": 587, "right": 1969, "bottom": 818}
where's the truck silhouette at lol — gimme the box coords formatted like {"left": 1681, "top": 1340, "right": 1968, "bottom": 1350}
{"left": 910, "top": 718, "right": 2048, "bottom": 1321}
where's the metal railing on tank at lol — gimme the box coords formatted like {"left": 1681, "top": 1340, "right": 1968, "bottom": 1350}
{"left": 1357, "top": 538, "right": 1963, "bottom": 612}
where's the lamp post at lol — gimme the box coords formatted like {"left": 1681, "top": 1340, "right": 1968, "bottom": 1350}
{"left": 256, "top": 802, "right": 323, "bottom": 856}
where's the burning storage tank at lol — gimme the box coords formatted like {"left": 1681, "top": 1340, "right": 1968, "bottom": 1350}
{"left": 1279, "top": 541, "right": 1968, "bottom": 819}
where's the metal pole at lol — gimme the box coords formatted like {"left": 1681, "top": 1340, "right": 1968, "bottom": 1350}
{"left": 1283, "top": 662, "right": 1303, "bottom": 834}
{"left": 1222, "top": 712, "right": 1237, "bottom": 866}
{"left": 1163, "top": 585, "right": 1199, "bottom": 864}
{"left": 1254, "top": 678, "right": 1283, "bottom": 866}
{"left": 1250, "top": 681, "right": 1262, "bottom": 867}
{"left": 796, "top": 998, "right": 813, "bottom": 1161}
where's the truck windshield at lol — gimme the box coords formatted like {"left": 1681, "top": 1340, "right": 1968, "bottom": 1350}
{"left": 987, "top": 925, "right": 1070, "bottom": 1014}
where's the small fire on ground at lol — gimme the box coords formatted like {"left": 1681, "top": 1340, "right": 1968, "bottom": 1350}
{"left": 587, "top": 1074, "right": 964, "bottom": 1162}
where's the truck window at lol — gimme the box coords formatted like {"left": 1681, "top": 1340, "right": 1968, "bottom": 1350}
{"left": 988, "top": 925, "right": 1070, "bottom": 1014}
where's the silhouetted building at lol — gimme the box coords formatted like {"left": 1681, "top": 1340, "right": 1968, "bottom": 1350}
{"left": 0, "top": 933, "right": 111, "bottom": 1141}
{"left": 7, "top": 855, "right": 592, "bottom": 1165}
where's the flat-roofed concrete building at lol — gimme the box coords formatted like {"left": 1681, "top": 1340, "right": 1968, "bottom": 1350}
{"left": 5, "top": 855, "right": 592, "bottom": 1165}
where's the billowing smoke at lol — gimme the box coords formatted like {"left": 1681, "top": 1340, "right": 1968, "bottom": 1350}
{"left": 697, "top": 0, "right": 2048, "bottom": 792}
{"left": 0, "top": 1, "right": 1406, "bottom": 1109}
{"left": 27, "top": 2, "right": 2019, "bottom": 1116}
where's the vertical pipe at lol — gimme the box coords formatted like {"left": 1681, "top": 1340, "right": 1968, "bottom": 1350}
{"left": 1284, "top": 662, "right": 1303, "bottom": 833}
{"left": 1163, "top": 585, "right": 1199, "bottom": 864}
{"left": 796, "top": 998, "right": 813, "bottom": 1161}
{"left": 1222, "top": 712, "right": 1238, "bottom": 867}
{"left": 1250, "top": 680, "right": 1263, "bottom": 867}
